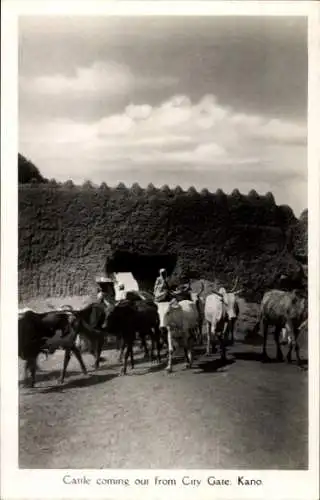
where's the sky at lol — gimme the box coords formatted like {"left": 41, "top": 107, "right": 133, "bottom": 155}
{"left": 19, "top": 16, "right": 307, "bottom": 216}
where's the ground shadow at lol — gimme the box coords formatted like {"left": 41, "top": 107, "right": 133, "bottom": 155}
{"left": 39, "top": 372, "right": 119, "bottom": 393}
{"left": 132, "top": 361, "right": 167, "bottom": 375}
{"left": 232, "top": 351, "right": 265, "bottom": 362}
{"left": 232, "top": 351, "right": 309, "bottom": 369}
{"left": 18, "top": 369, "right": 82, "bottom": 386}
{"left": 195, "top": 357, "right": 235, "bottom": 373}
{"left": 239, "top": 334, "right": 264, "bottom": 346}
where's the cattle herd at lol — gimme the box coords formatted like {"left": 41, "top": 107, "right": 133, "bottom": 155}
{"left": 18, "top": 275, "right": 308, "bottom": 388}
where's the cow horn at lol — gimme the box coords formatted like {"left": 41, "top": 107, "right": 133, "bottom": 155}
{"left": 234, "top": 288, "right": 244, "bottom": 296}
{"left": 230, "top": 276, "right": 239, "bottom": 293}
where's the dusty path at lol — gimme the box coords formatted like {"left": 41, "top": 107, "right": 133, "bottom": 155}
{"left": 19, "top": 339, "right": 308, "bottom": 470}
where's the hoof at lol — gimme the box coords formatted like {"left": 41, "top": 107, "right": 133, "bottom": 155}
{"left": 166, "top": 365, "right": 172, "bottom": 373}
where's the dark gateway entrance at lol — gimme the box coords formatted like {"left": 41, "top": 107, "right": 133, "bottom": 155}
{"left": 105, "top": 251, "right": 177, "bottom": 292}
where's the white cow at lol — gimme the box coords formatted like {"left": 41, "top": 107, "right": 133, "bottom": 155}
{"left": 170, "top": 281, "right": 205, "bottom": 344}
{"left": 204, "top": 275, "right": 243, "bottom": 352}
{"left": 204, "top": 290, "right": 229, "bottom": 359}
{"left": 159, "top": 299, "right": 199, "bottom": 373}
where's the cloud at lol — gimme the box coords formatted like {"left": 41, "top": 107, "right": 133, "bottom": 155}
{"left": 20, "top": 94, "right": 307, "bottom": 214}
{"left": 20, "top": 61, "right": 178, "bottom": 97}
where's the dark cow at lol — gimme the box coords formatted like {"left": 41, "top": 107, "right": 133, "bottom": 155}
{"left": 105, "top": 298, "right": 161, "bottom": 375}
{"left": 121, "top": 290, "right": 162, "bottom": 359}
{"left": 255, "top": 289, "right": 307, "bottom": 365}
{"left": 18, "top": 309, "right": 87, "bottom": 387}
{"left": 63, "top": 301, "right": 112, "bottom": 370}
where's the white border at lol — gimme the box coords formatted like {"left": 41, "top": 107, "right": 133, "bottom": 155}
{"left": 1, "top": 2, "right": 319, "bottom": 500}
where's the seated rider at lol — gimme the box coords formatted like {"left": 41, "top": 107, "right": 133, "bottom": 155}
{"left": 175, "top": 273, "right": 192, "bottom": 301}
{"left": 96, "top": 276, "right": 115, "bottom": 329}
{"left": 154, "top": 268, "right": 171, "bottom": 302}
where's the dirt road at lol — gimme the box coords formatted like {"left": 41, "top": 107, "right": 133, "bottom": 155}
{"left": 19, "top": 338, "right": 308, "bottom": 470}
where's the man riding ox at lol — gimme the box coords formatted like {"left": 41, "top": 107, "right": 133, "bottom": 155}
{"left": 160, "top": 298, "right": 199, "bottom": 373}
{"left": 154, "top": 268, "right": 203, "bottom": 371}
{"left": 204, "top": 277, "right": 242, "bottom": 358}
{"left": 154, "top": 268, "right": 204, "bottom": 344}
{"left": 96, "top": 276, "right": 116, "bottom": 329}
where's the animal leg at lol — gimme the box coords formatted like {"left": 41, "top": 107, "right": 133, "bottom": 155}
{"left": 60, "top": 349, "right": 71, "bottom": 384}
{"left": 261, "top": 320, "right": 270, "bottom": 362}
{"left": 274, "top": 326, "right": 284, "bottom": 362}
{"left": 286, "top": 342, "right": 293, "bottom": 363}
{"left": 211, "top": 324, "right": 218, "bottom": 354}
{"left": 154, "top": 326, "right": 162, "bottom": 364}
{"left": 72, "top": 346, "right": 88, "bottom": 375}
{"left": 94, "top": 337, "right": 104, "bottom": 370}
{"left": 118, "top": 338, "right": 125, "bottom": 363}
{"left": 121, "top": 345, "right": 130, "bottom": 376}
{"left": 219, "top": 322, "right": 228, "bottom": 362}
{"left": 166, "top": 328, "right": 173, "bottom": 373}
{"left": 130, "top": 343, "right": 134, "bottom": 370}
{"left": 140, "top": 333, "right": 149, "bottom": 360}
{"left": 286, "top": 321, "right": 294, "bottom": 364}
{"left": 294, "top": 337, "right": 302, "bottom": 366}
{"left": 188, "top": 348, "right": 193, "bottom": 368}
{"left": 184, "top": 348, "right": 190, "bottom": 368}
{"left": 229, "top": 319, "right": 235, "bottom": 345}
{"left": 23, "top": 360, "right": 29, "bottom": 387}
{"left": 29, "top": 358, "right": 37, "bottom": 388}
{"left": 185, "top": 335, "right": 193, "bottom": 369}
{"left": 149, "top": 334, "right": 157, "bottom": 363}
{"left": 116, "top": 335, "right": 121, "bottom": 351}
{"left": 206, "top": 321, "right": 211, "bottom": 356}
